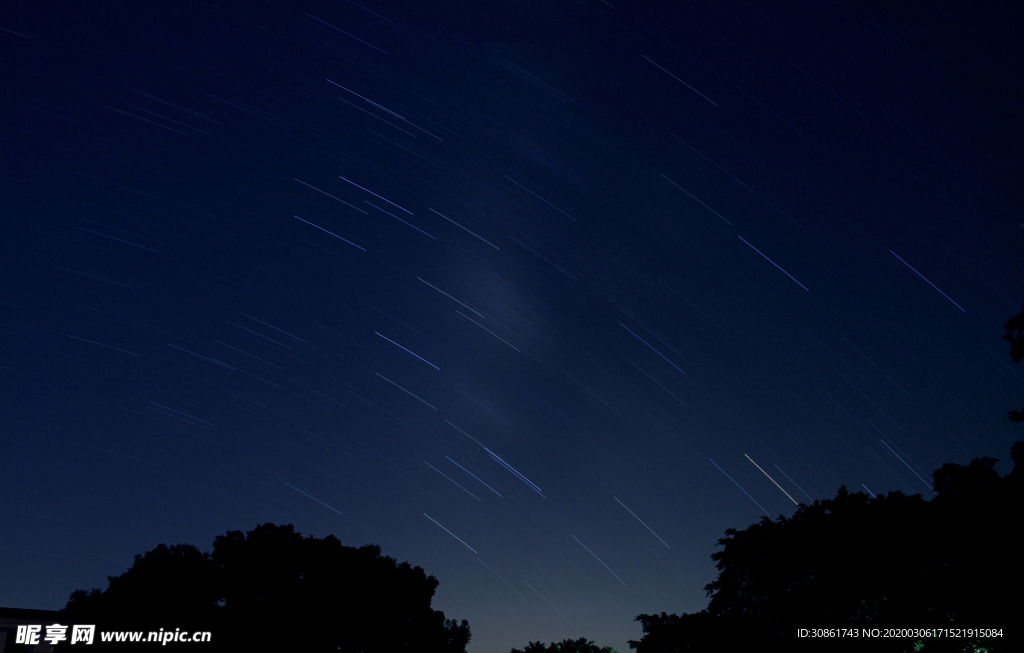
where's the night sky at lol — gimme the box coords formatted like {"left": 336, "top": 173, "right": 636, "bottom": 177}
{"left": 2, "top": 1, "right": 1022, "bottom": 651}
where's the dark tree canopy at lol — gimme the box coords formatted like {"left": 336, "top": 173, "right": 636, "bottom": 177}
{"left": 628, "top": 304, "right": 1024, "bottom": 653}
{"left": 511, "top": 637, "right": 619, "bottom": 653}
{"left": 629, "top": 446, "right": 1021, "bottom": 653}
{"left": 63, "top": 543, "right": 222, "bottom": 633}
{"left": 63, "top": 523, "right": 470, "bottom": 652}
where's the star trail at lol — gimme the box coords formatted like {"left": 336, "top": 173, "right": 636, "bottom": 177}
{"left": 1, "top": 1, "right": 1021, "bottom": 652}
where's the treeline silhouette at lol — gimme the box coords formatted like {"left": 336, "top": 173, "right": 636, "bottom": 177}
{"left": 512, "top": 638, "right": 619, "bottom": 653}
{"left": 627, "top": 305, "right": 1024, "bottom": 653}
{"left": 64, "top": 307, "right": 1023, "bottom": 652}
{"left": 628, "top": 442, "right": 1021, "bottom": 653}
{"left": 62, "top": 523, "right": 471, "bottom": 652}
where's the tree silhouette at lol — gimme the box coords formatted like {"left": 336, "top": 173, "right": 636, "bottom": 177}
{"left": 64, "top": 543, "right": 222, "bottom": 638}
{"left": 628, "top": 305, "right": 1024, "bottom": 653}
{"left": 630, "top": 447, "right": 1020, "bottom": 653}
{"left": 511, "top": 637, "right": 619, "bottom": 653}
{"left": 63, "top": 523, "right": 471, "bottom": 652}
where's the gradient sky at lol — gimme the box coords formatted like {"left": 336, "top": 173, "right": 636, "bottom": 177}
{"left": 2, "top": 2, "right": 1021, "bottom": 651}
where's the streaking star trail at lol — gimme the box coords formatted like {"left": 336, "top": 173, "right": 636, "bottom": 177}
{"left": 2, "top": 3, "right": 1018, "bottom": 653}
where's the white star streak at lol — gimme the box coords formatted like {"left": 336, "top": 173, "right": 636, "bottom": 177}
{"left": 338, "top": 175, "right": 413, "bottom": 214}
{"left": 293, "top": 178, "right": 368, "bottom": 214}
{"left": 429, "top": 208, "right": 500, "bottom": 249}
{"left": 737, "top": 236, "right": 809, "bottom": 291}
{"left": 326, "top": 80, "right": 406, "bottom": 119}
{"left": 456, "top": 310, "right": 521, "bottom": 352}
{"left": 293, "top": 215, "right": 366, "bottom": 251}
{"left": 447, "top": 456, "right": 503, "bottom": 497}
{"left": 672, "top": 135, "right": 805, "bottom": 231}
{"left": 424, "top": 461, "right": 480, "bottom": 501}
{"left": 642, "top": 55, "right": 719, "bottom": 107}
{"left": 486, "top": 449, "right": 544, "bottom": 497}
{"left": 167, "top": 344, "right": 236, "bottom": 369}
{"left": 879, "top": 439, "right": 934, "bottom": 493}
{"left": 424, "top": 514, "right": 477, "bottom": 553}
{"left": 620, "top": 324, "right": 685, "bottom": 374}
{"left": 67, "top": 335, "right": 140, "bottom": 356}
{"left": 444, "top": 420, "right": 485, "bottom": 447}
{"left": 375, "top": 332, "right": 439, "bottom": 369}
{"left": 240, "top": 313, "right": 309, "bottom": 344}
{"left": 478, "top": 559, "right": 527, "bottom": 601}
{"left": 614, "top": 497, "right": 670, "bottom": 548}
{"left": 284, "top": 482, "right": 375, "bottom": 536}
{"left": 308, "top": 17, "right": 388, "bottom": 54}
{"left": 710, "top": 459, "right": 769, "bottom": 516}
{"left": 503, "top": 176, "right": 575, "bottom": 221}
{"left": 660, "top": 174, "right": 732, "bottom": 225}
{"left": 572, "top": 535, "right": 625, "bottom": 585}
{"left": 365, "top": 202, "right": 436, "bottom": 239}
{"left": 417, "top": 277, "right": 488, "bottom": 319}
{"left": 774, "top": 464, "right": 813, "bottom": 502}
{"left": 745, "top": 454, "right": 799, "bottom": 505}
{"left": 150, "top": 403, "right": 215, "bottom": 427}
{"left": 523, "top": 580, "right": 573, "bottom": 625}
{"left": 374, "top": 373, "right": 437, "bottom": 410}
{"left": 889, "top": 250, "right": 965, "bottom": 312}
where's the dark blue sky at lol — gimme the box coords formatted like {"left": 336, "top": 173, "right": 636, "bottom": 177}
{"left": 2, "top": 1, "right": 1021, "bottom": 651}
